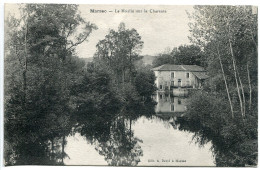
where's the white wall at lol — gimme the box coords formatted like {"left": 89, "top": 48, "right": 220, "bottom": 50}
{"left": 154, "top": 70, "right": 198, "bottom": 90}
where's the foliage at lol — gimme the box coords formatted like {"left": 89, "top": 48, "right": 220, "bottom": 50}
{"left": 178, "top": 90, "right": 258, "bottom": 167}
{"left": 94, "top": 22, "right": 143, "bottom": 84}
{"left": 92, "top": 22, "right": 156, "bottom": 104}
{"left": 176, "top": 5, "right": 258, "bottom": 167}
{"left": 152, "top": 45, "right": 205, "bottom": 67}
{"left": 189, "top": 6, "right": 257, "bottom": 118}
{"left": 134, "top": 64, "right": 157, "bottom": 100}
{"left": 4, "top": 4, "right": 96, "bottom": 165}
{"left": 4, "top": 5, "right": 156, "bottom": 166}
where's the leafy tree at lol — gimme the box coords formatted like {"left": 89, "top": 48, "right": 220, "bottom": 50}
{"left": 5, "top": 4, "right": 96, "bottom": 165}
{"left": 94, "top": 22, "right": 143, "bottom": 84}
{"left": 178, "top": 91, "right": 257, "bottom": 166}
{"left": 134, "top": 65, "right": 157, "bottom": 100}
{"left": 175, "top": 45, "right": 205, "bottom": 66}
{"left": 152, "top": 52, "right": 175, "bottom": 68}
{"left": 179, "top": 5, "right": 258, "bottom": 167}
{"left": 152, "top": 45, "right": 205, "bottom": 67}
{"left": 188, "top": 5, "right": 257, "bottom": 118}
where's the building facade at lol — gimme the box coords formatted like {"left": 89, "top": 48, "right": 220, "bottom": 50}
{"left": 152, "top": 64, "right": 209, "bottom": 91}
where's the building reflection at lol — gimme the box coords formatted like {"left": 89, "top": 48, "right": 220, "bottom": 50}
{"left": 154, "top": 92, "right": 188, "bottom": 129}
{"left": 155, "top": 92, "right": 187, "bottom": 114}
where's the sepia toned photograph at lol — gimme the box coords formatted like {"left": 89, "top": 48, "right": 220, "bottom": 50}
{"left": 3, "top": 3, "right": 258, "bottom": 167}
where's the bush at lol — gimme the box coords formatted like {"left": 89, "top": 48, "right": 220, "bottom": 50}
{"left": 178, "top": 91, "right": 258, "bottom": 167}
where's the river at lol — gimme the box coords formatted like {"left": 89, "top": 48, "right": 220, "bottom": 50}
{"left": 64, "top": 92, "right": 215, "bottom": 166}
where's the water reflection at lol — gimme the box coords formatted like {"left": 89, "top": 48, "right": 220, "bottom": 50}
{"left": 154, "top": 92, "right": 187, "bottom": 129}
{"left": 155, "top": 92, "right": 187, "bottom": 114}
{"left": 72, "top": 101, "right": 156, "bottom": 166}
{"left": 94, "top": 118, "right": 143, "bottom": 166}
{"left": 5, "top": 92, "right": 215, "bottom": 166}
{"left": 6, "top": 89, "right": 255, "bottom": 166}
{"left": 64, "top": 93, "right": 215, "bottom": 166}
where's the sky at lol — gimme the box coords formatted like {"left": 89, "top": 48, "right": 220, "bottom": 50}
{"left": 5, "top": 4, "right": 194, "bottom": 58}
{"left": 76, "top": 5, "right": 194, "bottom": 58}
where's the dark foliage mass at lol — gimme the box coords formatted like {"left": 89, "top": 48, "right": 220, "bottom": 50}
{"left": 177, "top": 91, "right": 257, "bottom": 166}
{"left": 4, "top": 4, "right": 156, "bottom": 165}
{"left": 152, "top": 45, "right": 206, "bottom": 68}
{"left": 174, "top": 6, "right": 257, "bottom": 167}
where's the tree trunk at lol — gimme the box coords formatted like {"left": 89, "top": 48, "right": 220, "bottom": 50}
{"left": 229, "top": 39, "right": 244, "bottom": 117}
{"left": 23, "top": 71, "right": 27, "bottom": 102}
{"left": 130, "top": 119, "right": 132, "bottom": 132}
{"left": 227, "top": 20, "right": 244, "bottom": 117}
{"left": 122, "top": 70, "right": 124, "bottom": 83}
{"left": 217, "top": 45, "right": 234, "bottom": 118}
{"left": 61, "top": 135, "right": 65, "bottom": 164}
{"left": 23, "top": 12, "right": 29, "bottom": 104}
{"left": 249, "top": 24, "right": 257, "bottom": 50}
{"left": 122, "top": 68, "right": 126, "bottom": 83}
{"left": 130, "top": 118, "right": 132, "bottom": 143}
{"left": 237, "top": 69, "right": 246, "bottom": 117}
{"left": 129, "top": 50, "right": 132, "bottom": 82}
{"left": 247, "top": 62, "right": 252, "bottom": 110}
{"left": 51, "top": 139, "right": 54, "bottom": 161}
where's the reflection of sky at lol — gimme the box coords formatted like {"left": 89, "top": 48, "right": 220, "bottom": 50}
{"left": 134, "top": 116, "right": 215, "bottom": 166}
{"left": 64, "top": 133, "right": 107, "bottom": 165}
{"left": 65, "top": 116, "right": 215, "bottom": 166}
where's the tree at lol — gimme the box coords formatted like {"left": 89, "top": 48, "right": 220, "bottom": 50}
{"left": 134, "top": 64, "right": 157, "bottom": 100}
{"left": 5, "top": 4, "right": 97, "bottom": 165}
{"left": 152, "top": 45, "right": 205, "bottom": 68}
{"left": 188, "top": 6, "right": 257, "bottom": 118}
{"left": 182, "top": 5, "right": 258, "bottom": 166}
{"left": 175, "top": 45, "right": 206, "bottom": 66}
{"left": 152, "top": 51, "right": 175, "bottom": 68}
{"left": 94, "top": 22, "right": 143, "bottom": 84}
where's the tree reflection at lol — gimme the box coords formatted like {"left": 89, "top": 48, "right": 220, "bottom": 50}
{"left": 177, "top": 116, "right": 258, "bottom": 167}
{"left": 4, "top": 136, "right": 68, "bottom": 165}
{"left": 78, "top": 100, "right": 156, "bottom": 166}
{"left": 95, "top": 117, "right": 143, "bottom": 166}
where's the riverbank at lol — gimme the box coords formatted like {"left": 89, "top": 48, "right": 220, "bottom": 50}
{"left": 177, "top": 90, "right": 258, "bottom": 167}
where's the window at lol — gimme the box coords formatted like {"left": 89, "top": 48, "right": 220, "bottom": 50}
{"left": 186, "top": 72, "right": 190, "bottom": 78}
{"left": 186, "top": 81, "right": 190, "bottom": 86}
{"left": 171, "top": 81, "right": 174, "bottom": 86}
{"left": 178, "top": 98, "right": 181, "bottom": 104}
{"left": 171, "top": 97, "right": 174, "bottom": 103}
{"left": 178, "top": 79, "right": 181, "bottom": 87}
{"left": 160, "top": 94, "right": 163, "bottom": 99}
{"left": 171, "top": 104, "right": 175, "bottom": 111}
{"left": 160, "top": 85, "right": 163, "bottom": 89}
{"left": 171, "top": 72, "right": 175, "bottom": 78}
{"left": 165, "top": 94, "right": 169, "bottom": 101}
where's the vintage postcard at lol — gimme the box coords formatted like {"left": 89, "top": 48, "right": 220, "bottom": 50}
{"left": 3, "top": 3, "right": 258, "bottom": 167}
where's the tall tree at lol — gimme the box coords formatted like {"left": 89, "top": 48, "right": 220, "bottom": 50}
{"left": 5, "top": 4, "right": 97, "bottom": 165}
{"left": 188, "top": 6, "right": 257, "bottom": 118}
{"left": 94, "top": 22, "right": 143, "bottom": 84}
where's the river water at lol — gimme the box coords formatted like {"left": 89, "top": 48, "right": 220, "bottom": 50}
{"left": 64, "top": 92, "right": 215, "bottom": 166}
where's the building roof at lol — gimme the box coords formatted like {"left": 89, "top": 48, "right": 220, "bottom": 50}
{"left": 192, "top": 72, "right": 210, "bottom": 80}
{"left": 152, "top": 64, "right": 205, "bottom": 72}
